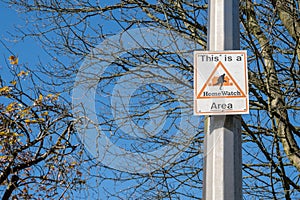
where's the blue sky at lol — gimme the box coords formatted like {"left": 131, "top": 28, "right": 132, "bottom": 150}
{"left": 0, "top": 4, "right": 203, "bottom": 199}
{"left": 0, "top": 2, "right": 47, "bottom": 81}
{"left": 1, "top": 2, "right": 299, "bottom": 199}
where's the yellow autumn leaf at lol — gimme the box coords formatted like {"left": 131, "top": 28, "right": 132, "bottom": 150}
{"left": 52, "top": 93, "right": 60, "bottom": 101}
{"left": 50, "top": 165, "right": 55, "bottom": 170}
{"left": 38, "top": 118, "right": 45, "bottom": 122}
{"left": 6, "top": 102, "right": 17, "bottom": 112}
{"left": 8, "top": 140, "right": 15, "bottom": 145}
{"left": 46, "top": 94, "right": 53, "bottom": 98}
{"left": 46, "top": 93, "right": 59, "bottom": 101}
{"left": 8, "top": 55, "right": 19, "bottom": 65}
{"left": 12, "top": 132, "right": 19, "bottom": 137}
{"left": 70, "top": 161, "right": 77, "bottom": 166}
{"left": 41, "top": 111, "right": 48, "bottom": 116}
{"left": 25, "top": 119, "right": 38, "bottom": 123}
{"left": 0, "top": 131, "right": 8, "bottom": 136}
{"left": 0, "top": 155, "right": 8, "bottom": 160}
{"left": 19, "top": 107, "right": 31, "bottom": 118}
{"left": 17, "top": 70, "right": 29, "bottom": 77}
{"left": 0, "top": 86, "right": 11, "bottom": 94}
{"left": 10, "top": 80, "right": 17, "bottom": 86}
{"left": 33, "top": 94, "right": 44, "bottom": 106}
{"left": 25, "top": 118, "right": 45, "bottom": 124}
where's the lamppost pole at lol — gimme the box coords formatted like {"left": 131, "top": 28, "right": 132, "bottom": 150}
{"left": 203, "top": 0, "right": 242, "bottom": 199}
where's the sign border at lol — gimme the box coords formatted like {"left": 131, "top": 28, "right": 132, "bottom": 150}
{"left": 194, "top": 50, "right": 249, "bottom": 115}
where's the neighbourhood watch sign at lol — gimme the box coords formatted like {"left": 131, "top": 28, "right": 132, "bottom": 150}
{"left": 194, "top": 50, "right": 249, "bottom": 115}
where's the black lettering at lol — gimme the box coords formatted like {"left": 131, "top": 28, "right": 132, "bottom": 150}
{"left": 211, "top": 102, "right": 233, "bottom": 110}
{"left": 199, "top": 55, "right": 220, "bottom": 62}
{"left": 200, "top": 55, "right": 206, "bottom": 61}
{"left": 214, "top": 56, "right": 219, "bottom": 62}
{"left": 221, "top": 91, "right": 227, "bottom": 95}
{"left": 225, "top": 55, "right": 232, "bottom": 61}
{"left": 211, "top": 102, "right": 217, "bottom": 109}
{"left": 236, "top": 56, "right": 242, "bottom": 61}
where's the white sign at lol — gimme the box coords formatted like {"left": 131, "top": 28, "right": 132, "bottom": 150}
{"left": 194, "top": 50, "right": 249, "bottom": 115}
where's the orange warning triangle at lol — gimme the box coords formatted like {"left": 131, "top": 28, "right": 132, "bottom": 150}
{"left": 197, "top": 61, "right": 246, "bottom": 99}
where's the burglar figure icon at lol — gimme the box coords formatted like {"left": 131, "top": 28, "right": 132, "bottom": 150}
{"left": 213, "top": 73, "right": 226, "bottom": 90}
